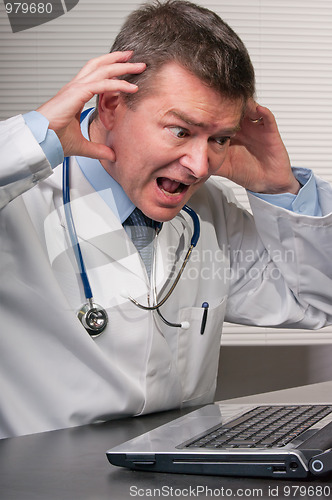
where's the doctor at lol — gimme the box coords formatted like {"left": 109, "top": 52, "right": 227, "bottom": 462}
{"left": 1, "top": 0, "right": 332, "bottom": 439}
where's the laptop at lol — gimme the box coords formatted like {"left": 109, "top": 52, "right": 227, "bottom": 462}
{"left": 106, "top": 402, "right": 332, "bottom": 478}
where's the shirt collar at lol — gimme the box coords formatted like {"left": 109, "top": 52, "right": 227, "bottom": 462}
{"left": 74, "top": 108, "right": 135, "bottom": 223}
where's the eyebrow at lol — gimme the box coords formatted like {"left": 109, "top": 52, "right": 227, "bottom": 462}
{"left": 165, "top": 110, "right": 241, "bottom": 135}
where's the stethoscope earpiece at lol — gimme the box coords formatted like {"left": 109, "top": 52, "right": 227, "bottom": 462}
{"left": 180, "top": 321, "right": 190, "bottom": 330}
{"left": 77, "top": 302, "right": 108, "bottom": 338}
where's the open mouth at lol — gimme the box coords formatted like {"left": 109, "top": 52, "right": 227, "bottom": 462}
{"left": 157, "top": 177, "right": 189, "bottom": 196}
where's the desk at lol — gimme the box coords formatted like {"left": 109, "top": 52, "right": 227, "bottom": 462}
{"left": 1, "top": 382, "right": 332, "bottom": 500}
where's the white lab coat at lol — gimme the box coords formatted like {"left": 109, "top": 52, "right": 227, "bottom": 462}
{"left": 1, "top": 115, "right": 332, "bottom": 439}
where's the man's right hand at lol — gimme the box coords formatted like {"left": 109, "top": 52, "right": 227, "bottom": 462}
{"left": 37, "top": 51, "right": 146, "bottom": 161}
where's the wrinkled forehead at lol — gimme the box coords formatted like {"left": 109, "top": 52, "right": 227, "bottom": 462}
{"left": 123, "top": 60, "right": 247, "bottom": 117}
{"left": 133, "top": 62, "right": 245, "bottom": 129}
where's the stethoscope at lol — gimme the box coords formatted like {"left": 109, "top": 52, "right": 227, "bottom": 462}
{"left": 62, "top": 154, "right": 200, "bottom": 338}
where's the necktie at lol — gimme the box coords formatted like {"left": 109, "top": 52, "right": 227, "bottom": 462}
{"left": 123, "top": 208, "right": 156, "bottom": 277}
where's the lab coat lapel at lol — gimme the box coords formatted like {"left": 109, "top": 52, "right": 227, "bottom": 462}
{"left": 58, "top": 157, "right": 191, "bottom": 287}
{"left": 62, "top": 158, "right": 147, "bottom": 282}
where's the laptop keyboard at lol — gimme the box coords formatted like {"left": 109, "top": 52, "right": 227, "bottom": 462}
{"left": 185, "top": 405, "right": 332, "bottom": 449}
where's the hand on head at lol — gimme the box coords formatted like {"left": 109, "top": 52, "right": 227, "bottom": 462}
{"left": 37, "top": 51, "right": 146, "bottom": 161}
{"left": 216, "top": 99, "right": 300, "bottom": 195}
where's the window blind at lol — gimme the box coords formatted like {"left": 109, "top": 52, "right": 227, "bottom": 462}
{"left": 1, "top": 0, "right": 331, "bottom": 344}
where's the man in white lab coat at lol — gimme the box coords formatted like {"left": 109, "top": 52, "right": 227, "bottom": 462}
{"left": 1, "top": 0, "right": 332, "bottom": 439}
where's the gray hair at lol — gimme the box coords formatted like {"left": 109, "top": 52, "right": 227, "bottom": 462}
{"left": 109, "top": 0, "right": 255, "bottom": 108}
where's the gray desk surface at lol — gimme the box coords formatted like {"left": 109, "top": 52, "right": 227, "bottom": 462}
{"left": 1, "top": 382, "right": 332, "bottom": 500}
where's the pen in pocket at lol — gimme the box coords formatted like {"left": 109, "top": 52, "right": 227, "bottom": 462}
{"left": 200, "top": 302, "right": 209, "bottom": 335}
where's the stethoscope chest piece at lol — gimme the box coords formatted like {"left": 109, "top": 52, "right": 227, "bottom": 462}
{"left": 77, "top": 302, "right": 108, "bottom": 338}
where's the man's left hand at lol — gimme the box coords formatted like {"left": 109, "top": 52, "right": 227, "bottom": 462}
{"left": 216, "top": 100, "right": 301, "bottom": 195}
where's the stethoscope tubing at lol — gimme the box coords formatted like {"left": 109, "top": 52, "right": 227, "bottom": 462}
{"left": 63, "top": 157, "right": 200, "bottom": 309}
{"left": 63, "top": 156, "right": 93, "bottom": 300}
{"left": 62, "top": 120, "right": 201, "bottom": 334}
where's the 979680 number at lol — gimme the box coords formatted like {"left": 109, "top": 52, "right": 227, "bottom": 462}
{"left": 5, "top": 2, "right": 53, "bottom": 15}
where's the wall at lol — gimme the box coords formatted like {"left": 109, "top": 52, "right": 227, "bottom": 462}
{"left": 216, "top": 345, "right": 332, "bottom": 400}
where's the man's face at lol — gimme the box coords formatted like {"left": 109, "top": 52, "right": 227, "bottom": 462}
{"left": 106, "top": 62, "right": 243, "bottom": 222}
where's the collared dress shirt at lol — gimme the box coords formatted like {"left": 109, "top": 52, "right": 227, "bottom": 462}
{"left": 23, "top": 109, "right": 322, "bottom": 218}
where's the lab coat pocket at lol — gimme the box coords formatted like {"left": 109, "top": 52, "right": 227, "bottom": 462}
{"left": 177, "top": 297, "right": 227, "bottom": 404}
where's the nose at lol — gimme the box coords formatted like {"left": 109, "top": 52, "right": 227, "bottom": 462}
{"left": 178, "top": 140, "right": 210, "bottom": 179}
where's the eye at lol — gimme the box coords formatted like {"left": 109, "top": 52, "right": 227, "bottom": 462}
{"left": 213, "top": 136, "right": 230, "bottom": 147}
{"left": 169, "top": 126, "right": 189, "bottom": 139}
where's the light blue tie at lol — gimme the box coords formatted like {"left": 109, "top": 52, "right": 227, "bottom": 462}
{"left": 123, "top": 208, "right": 156, "bottom": 277}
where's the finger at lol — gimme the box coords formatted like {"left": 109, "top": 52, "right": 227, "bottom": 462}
{"left": 73, "top": 51, "right": 135, "bottom": 80}
{"left": 60, "top": 77, "right": 139, "bottom": 106}
{"left": 241, "top": 102, "right": 278, "bottom": 136}
{"left": 245, "top": 101, "right": 265, "bottom": 126}
{"left": 246, "top": 100, "right": 273, "bottom": 123}
{"left": 78, "top": 137, "right": 116, "bottom": 162}
{"left": 255, "top": 104, "right": 277, "bottom": 129}
{"left": 245, "top": 98, "right": 258, "bottom": 118}
{"left": 78, "top": 61, "right": 146, "bottom": 85}
{"left": 72, "top": 78, "right": 140, "bottom": 103}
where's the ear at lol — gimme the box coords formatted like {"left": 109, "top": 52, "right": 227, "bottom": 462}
{"left": 98, "top": 92, "right": 120, "bottom": 131}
